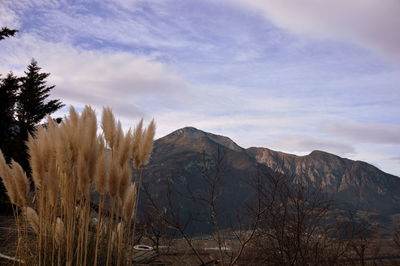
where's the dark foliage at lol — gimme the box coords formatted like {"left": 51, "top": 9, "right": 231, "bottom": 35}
{"left": 13, "top": 59, "right": 64, "bottom": 172}
{"left": 0, "top": 59, "right": 64, "bottom": 204}
{"left": 17, "top": 59, "right": 64, "bottom": 134}
{"left": 0, "top": 73, "right": 19, "bottom": 161}
{"left": 0, "top": 27, "right": 18, "bottom": 40}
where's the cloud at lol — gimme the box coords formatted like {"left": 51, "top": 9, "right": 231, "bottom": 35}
{"left": 105, "top": 0, "right": 168, "bottom": 12}
{"left": 1, "top": 0, "right": 399, "bottom": 176}
{"left": 7, "top": 0, "right": 194, "bottom": 50}
{"left": 389, "top": 156, "right": 400, "bottom": 162}
{"left": 0, "top": 3, "right": 20, "bottom": 28}
{"left": 323, "top": 122, "right": 400, "bottom": 144}
{"left": 270, "top": 137, "right": 355, "bottom": 155}
{"left": 0, "top": 34, "right": 189, "bottom": 120}
{"left": 234, "top": 0, "right": 400, "bottom": 60}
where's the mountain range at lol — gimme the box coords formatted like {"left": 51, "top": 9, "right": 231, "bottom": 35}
{"left": 141, "top": 127, "right": 400, "bottom": 234}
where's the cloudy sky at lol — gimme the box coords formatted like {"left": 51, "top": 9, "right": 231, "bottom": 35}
{"left": 1, "top": 0, "right": 399, "bottom": 175}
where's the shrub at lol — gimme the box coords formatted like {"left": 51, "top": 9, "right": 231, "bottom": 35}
{"left": 0, "top": 106, "right": 155, "bottom": 266}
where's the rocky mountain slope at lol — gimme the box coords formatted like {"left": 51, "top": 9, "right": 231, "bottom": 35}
{"left": 247, "top": 147, "right": 400, "bottom": 213}
{"left": 141, "top": 127, "right": 400, "bottom": 233}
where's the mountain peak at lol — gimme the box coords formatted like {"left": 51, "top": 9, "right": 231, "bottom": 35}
{"left": 308, "top": 150, "right": 345, "bottom": 161}
{"left": 168, "top": 126, "right": 243, "bottom": 152}
{"left": 309, "top": 150, "right": 331, "bottom": 155}
{"left": 171, "top": 126, "right": 204, "bottom": 137}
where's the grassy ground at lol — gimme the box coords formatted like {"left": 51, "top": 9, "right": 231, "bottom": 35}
{"left": 1, "top": 214, "right": 400, "bottom": 265}
{"left": 0, "top": 215, "right": 18, "bottom": 265}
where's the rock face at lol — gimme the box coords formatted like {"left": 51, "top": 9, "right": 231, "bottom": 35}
{"left": 141, "top": 127, "right": 400, "bottom": 233}
{"left": 247, "top": 147, "right": 400, "bottom": 213}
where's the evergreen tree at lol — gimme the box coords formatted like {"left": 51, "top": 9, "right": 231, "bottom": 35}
{"left": 0, "top": 72, "right": 19, "bottom": 161}
{"left": 17, "top": 59, "right": 64, "bottom": 135}
{"left": 14, "top": 59, "right": 64, "bottom": 172}
{"left": 0, "top": 27, "right": 18, "bottom": 40}
{"left": 0, "top": 27, "right": 19, "bottom": 210}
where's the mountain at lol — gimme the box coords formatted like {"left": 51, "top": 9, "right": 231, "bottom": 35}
{"left": 141, "top": 127, "right": 400, "bottom": 233}
{"left": 247, "top": 147, "right": 400, "bottom": 213}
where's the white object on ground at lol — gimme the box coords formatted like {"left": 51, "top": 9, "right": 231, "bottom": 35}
{"left": 134, "top": 244, "right": 154, "bottom": 251}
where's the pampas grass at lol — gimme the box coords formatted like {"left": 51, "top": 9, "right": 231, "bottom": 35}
{"left": 0, "top": 152, "right": 20, "bottom": 206}
{"left": 0, "top": 105, "right": 156, "bottom": 266}
{"left": 11, "top": 160, "right": 30, "bottom": 207}
{"left": 139, "top": 120, "right": 156, "bottom": 166}
{"left": 23, "top": 207, "right": 39, "bottom": 234}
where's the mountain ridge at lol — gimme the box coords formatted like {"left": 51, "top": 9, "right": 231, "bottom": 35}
{"left": 140, "top": 126, "right": 400, "bottom": 235}
{"left": 163, "top": 126, "right": 397, "bottom": 177}
{"left": 143, "top": 126, "right": 400, "bottom": 234}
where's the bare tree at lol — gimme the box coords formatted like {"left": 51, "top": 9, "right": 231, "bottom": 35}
{"left": 342, "top": 210, "right": 377, "bottom": 266}
{"left": 245, "top": 172, "right": 346, "bottom": 266}
{"left": 141, "top": 147, "right": 380, "bottom": 266}
{"left": 143, "top": 175, "right": 208, "bottom": 265}
{"left": 141, "top": 204, "right": 177, "bottom": 252}
{"left": 188, "top": 148, "right": 263, "bottom": 265}
{"left": 142, "top": 146, "right": 263, "bottom": 265}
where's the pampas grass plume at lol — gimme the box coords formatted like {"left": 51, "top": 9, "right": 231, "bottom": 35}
{"left": 27, "top": 131, "right": 44, "bottom": 188}
{"left": 77, "top": 152, "right": 90, "bottom": 195}
{"left": 118, "top": 162, "right": 131, "bottom": 203}
{"left": 47, "top": 161, "right": 59, "bottom": 207}
{"left": 46, "top": 115, "right": 58, "bottom": 130}
{"left": 0, "top": 151, "right": 19, "bottom": 206}
{"left": 24, "top": 207, "right": 39, "bottom": 233}
{"left": 108, "top": 162, "right": 120, "bottom": 198}
{"left": 116, "top": 222, "right": 124, "bottom": 240}
{"left": 55, "top": 217, "right": 65, "bottom": 246}
{"left": 69, "top": 106, "right": 79, "bottom": 127}
{"left": 102, "top": 107, "right": 116, "bottom": 149}
{"left": 139, "top": 120, "right": 156, "bottom": 167}
{"left": 2, "top": 105, "right": 156, "bottom": 265}
{"left": 113, "top": 121, "right": 123, "bottom": 151}
{"left": 131, "top": 119, "right": 143, "bottom": 169}
{"left": 11, "top": 160, "right": 30, "bottom": 207}
{"left": 123, "top": 183, "right": 137, "bottom": 221}
{"left": 54, "top": 128, "right": 69, "bottom": 174}
{"left": 95, "top": 145, "right": 109, "bottom": 194}
{"left": 117, "top": 129, "right": 132, "bottom": 167}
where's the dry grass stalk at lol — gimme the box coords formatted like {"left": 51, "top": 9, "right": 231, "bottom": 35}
{"left": 11, "top": 160, "right": 30, "bottom": 207}
{"left": 23, "top": 207, "right": 39, "bottom": 233}
{"left": 118, "top": 162, "right": 131, "bottom": 203}
{"left": 54, "top": 217, "right": 65, "bottom": 246}
{"left": 139, "top": 119, "right": 156, "bottom": 166}
{"left": 95, "top": 144, "right": 109, "bottom": 195}
{"left": 0, "top": 105, "right": 156, "bottom": 266}
{"left": 122, "top": 183, "right": 136, "bottom": 221}
{"left": 0, "top": 151, "right": 20, "bottom": 206}
{"left": 101, "top": 107, "right": 116, "bottom": 149}
{"left": 132, "top": 119, "right": 143, "bottom": 169}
